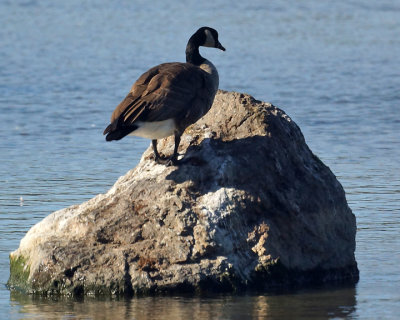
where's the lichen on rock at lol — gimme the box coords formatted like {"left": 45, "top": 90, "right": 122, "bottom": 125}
{"left": 8, "top": 255, "right": 30, "bottom": 292}
{"left": 8, "top": 90, "right": 359, "bottom": 296}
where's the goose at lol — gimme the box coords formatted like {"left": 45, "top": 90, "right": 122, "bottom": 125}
{"left": 103, "top": 26, "right": 225, "bottom": 165}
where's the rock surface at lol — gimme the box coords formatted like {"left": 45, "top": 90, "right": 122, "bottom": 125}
{"left": 8, "top": 90, "right": 359, "bottom": 296}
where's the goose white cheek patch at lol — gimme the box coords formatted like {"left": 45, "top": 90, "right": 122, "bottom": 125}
{"left": 204, "top": 29, "right": 215, "bottom": 47}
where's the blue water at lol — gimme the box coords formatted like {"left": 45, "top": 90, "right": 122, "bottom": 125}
{"left": 1, "top": 0, "right": 399, "bottom": 318}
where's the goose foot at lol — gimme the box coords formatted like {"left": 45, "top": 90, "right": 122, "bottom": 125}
{"left": 154, "top": 154, "right": 179, "bottom": 166}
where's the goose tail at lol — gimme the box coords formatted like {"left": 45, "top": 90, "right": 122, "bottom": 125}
{"left": 103, "top": 123, "right": 137, "bottom": 141}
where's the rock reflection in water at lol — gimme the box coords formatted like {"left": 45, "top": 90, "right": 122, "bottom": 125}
{"left": 10, "top": 286, "right": 356, "bottom": 319}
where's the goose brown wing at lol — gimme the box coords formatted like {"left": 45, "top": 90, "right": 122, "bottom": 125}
{"left": 109, "top": 63, "right": 207, "bottom": 128}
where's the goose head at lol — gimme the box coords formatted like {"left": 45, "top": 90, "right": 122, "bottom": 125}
{"left": 191, "top": 27, "right": 226, "bottom": 51}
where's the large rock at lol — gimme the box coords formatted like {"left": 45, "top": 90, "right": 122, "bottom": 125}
{"left": 8, "top": 91, "right": 359, "bottom": 296}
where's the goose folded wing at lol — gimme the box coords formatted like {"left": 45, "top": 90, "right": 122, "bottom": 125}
{"left": 111, "top": 63, "right": 208, "bottom": 126}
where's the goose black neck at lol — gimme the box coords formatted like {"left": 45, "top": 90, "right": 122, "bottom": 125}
{"left": 185, "top": 38, "right": 205, "bottom": 66}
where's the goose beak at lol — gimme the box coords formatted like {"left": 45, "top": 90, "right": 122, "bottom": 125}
{"left": 216, "top": 41, "right": 226, "bottom": 51}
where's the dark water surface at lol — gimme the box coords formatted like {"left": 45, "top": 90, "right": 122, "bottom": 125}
{"left": 1, "top": 0, "right": 399, "bottom": 319}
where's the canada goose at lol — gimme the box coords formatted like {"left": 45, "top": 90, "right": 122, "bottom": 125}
{"left": 103, "top": 27, "right": 225, "bottom": 165}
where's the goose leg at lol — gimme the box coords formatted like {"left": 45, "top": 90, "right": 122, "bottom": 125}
{"left": 152, "top": 136, "right": 181, "bottom": 166}
{"left": 168, "top": 133, "right": 181, "bottom": 165}
{"left": 152, "top": 139, "right": 163, "bottom": 163}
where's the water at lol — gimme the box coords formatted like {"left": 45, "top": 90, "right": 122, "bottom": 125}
{"left": 1, "top": 0, "right": 399, "bottom": 318}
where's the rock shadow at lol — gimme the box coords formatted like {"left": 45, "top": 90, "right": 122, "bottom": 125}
{"left": 165, "top": 134, "right": 308, "bottom": 202}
